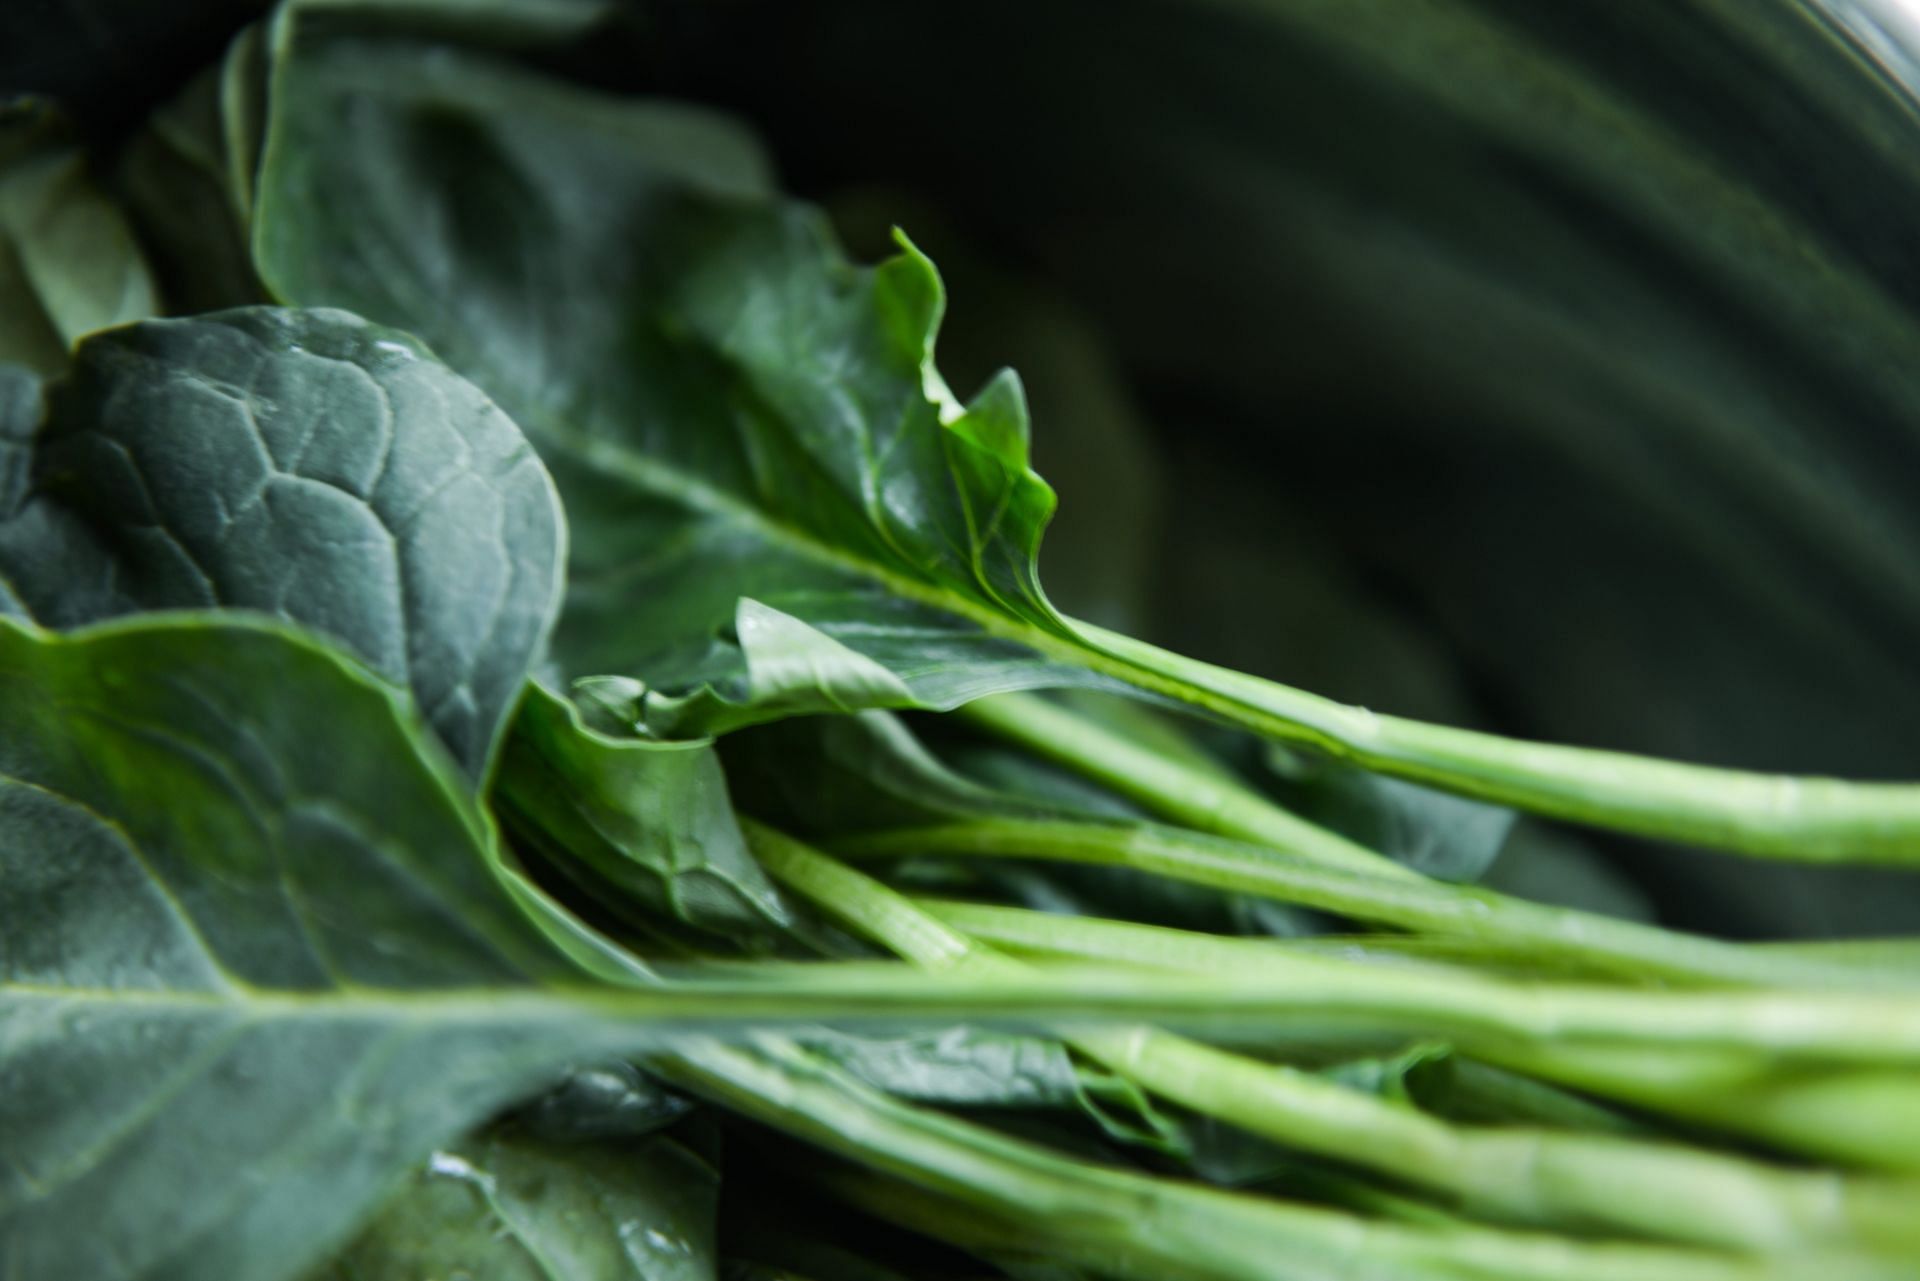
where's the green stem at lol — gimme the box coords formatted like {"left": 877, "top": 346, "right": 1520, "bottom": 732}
{"left": 836, "top": 817, "right": 1903, "bottom": 989}
{"left": 918, "top": 898, "right": 1529, "bottom": 977}
{"left": 667, "top": 1038, "right": 1851, "bottom": 1281}
{"left": 747, "top": 823, "right": 1920, "bottom": 1253}
{"left": 1068, "top": 618, "right": 1920, "bottom": 866}
{"left": 954, "top": 692, "right": 1415, "bottom": 880}
{"left": 916, "top": 899, "right": 1920, "bottom": 1172}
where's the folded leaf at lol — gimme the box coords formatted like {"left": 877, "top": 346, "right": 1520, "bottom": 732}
{"left": 0, "top": 306, "right": 564, "bottom": 778}
{"left": 496, "top": 682, "right": 793, "bottom": 946}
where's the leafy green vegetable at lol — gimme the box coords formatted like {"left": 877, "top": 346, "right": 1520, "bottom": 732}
{"left": 722, "top": 709, "right": 1321, "bottom": 936}
{"left": 246, "top": 23, "right": 1107, "bottom": 732}
{"left": 17, "top": 2, "right": 1920, "bottom": 1276}
{"left": 3, "top": 617, "right": 1553, "bottom": 1278}
{"left": 0, "top": 307, "right": 564, "bottom": 776}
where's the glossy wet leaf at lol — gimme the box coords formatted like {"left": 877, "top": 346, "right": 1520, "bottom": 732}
{"left": 0, "top": 306, "right": 564, "bottom": 777}
{"left": 311, "top": 1128, "right": 719, "bottom": 1281}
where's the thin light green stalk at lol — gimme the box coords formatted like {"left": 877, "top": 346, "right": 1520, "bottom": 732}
{"left": 917, "top": 899, "right": 1920, "bottom": 1172}
{"left": 747, "top": 823, "right": 1920, "bottom": 1253}
{"left": 663, "top": 950, "right": 1920, "bottom": 1066}
{"left": 942, "top": 905, "right": 1654, "bottom": 983}
{"left": 666, "top": 1038, "right": 1863, "bottom": 1281}
{"left": 836, "top": 817, "right": 1905, "bottom": 989}
{"left": 1068, "top": 619, "right": 1920, "bottom": 867}
{"left": 955, "top": 692, "right": 1416, "bottom": 880}
{"left": 918, "top": 898, "right": 1514, "bottom": 977}
{"left": 1754, "top": 936, "right": 1920, "bottom": 972}
{"left": 918, "top": 899, "right": 1786, "bottom": 988}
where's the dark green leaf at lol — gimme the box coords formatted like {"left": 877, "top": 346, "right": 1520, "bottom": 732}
{"left": 311, "top": 1128, "right": 719, "bottom": 1281}
{"left": 243, "top": 24, "right": 1121, "bottom": 735}
{"left": 0, "top": 306, "right": 565, "bottom": 778}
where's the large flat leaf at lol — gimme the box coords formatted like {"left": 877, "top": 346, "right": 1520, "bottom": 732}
{"left": 0, "top": 306, "right": 564, "bottom": 778}
{"left": 0, "top": 614, "right": 601, "bottom": 1280}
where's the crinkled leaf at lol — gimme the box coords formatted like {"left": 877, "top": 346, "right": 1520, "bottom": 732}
{"left": 0, "top": 306, "right": 564, "bottom": 778}
{"left": 310, "top": 1128, "right": 718, "bottom": 1281}
{"left": 0, "top": 99, "right": 157, "bottom": 375}
{"left": 495, "top": 682, "right": 793, "bottom": 947}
